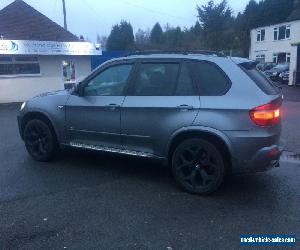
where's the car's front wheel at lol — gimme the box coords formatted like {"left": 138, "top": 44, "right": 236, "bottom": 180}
{"left": 171, "top": 138, "right": 225, "bottom": 194}
{"left": 23, "top": 119, "right": 57, "bottom": 161}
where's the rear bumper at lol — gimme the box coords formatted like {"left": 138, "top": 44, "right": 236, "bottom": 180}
{"left": 245, "top": 144, "right": 282, "bottom": 173}
{"left": 233, "top": 143, "right": 283, "bottom": 174}
{"left": 225, "top": 127, "right": 283, "bottom": 174}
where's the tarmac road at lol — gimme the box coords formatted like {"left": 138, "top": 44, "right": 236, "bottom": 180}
{"left": 0, "top": 103, "right": 299, "bottom": 249}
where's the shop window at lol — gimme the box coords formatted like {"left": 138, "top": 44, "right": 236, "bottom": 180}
{"left": 0, "top": 56, "right": 12, "bottom": 62}
{"left": 0, "top": 56, "right": 40, "bottom": 76}
{"left": 62, "top": 60, "right": 75, "bottom": 82}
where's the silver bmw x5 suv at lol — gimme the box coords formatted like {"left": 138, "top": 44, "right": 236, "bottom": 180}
{"left": 18, "top": 52, "right": 283, "bottom": 194}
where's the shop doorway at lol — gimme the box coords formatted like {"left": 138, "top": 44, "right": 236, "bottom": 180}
{"left": 62, "top": 60, "right": 76, "bottom": 89}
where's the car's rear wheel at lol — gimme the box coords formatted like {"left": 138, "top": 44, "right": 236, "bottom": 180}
{"left": 23, "top": 119, "right": 57, "bottom": 161}
{"left": 171, "top": 138, "right": 225, "bottom": 194}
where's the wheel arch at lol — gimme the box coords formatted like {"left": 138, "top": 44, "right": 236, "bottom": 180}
{"left": 20, "top": 111, "right": 58, "bottom": 140}
{"left": 167, "top": 127, "right": 233, "bottom": 171}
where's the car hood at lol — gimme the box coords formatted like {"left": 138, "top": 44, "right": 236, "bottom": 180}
{"left": 23, "top": 89, "right": 71, "bottom": 112}
{"left": 34, "top": 89, "right": 70, "bottom": 98}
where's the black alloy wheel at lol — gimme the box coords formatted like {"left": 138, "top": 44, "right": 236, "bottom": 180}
{"left": 172, "top": 138, "right": 225, "bottom": 194}
{"left": 24, "top": 119, "right": 57, "bottom": 161}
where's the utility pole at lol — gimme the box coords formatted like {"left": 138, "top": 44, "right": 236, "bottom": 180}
{"left": 62, "top": 0, "right": 67, "bottom": 30}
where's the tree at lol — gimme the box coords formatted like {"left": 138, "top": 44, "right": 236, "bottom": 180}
{"left": 235, "top": 0, "right": 294, "bottom": 56}
{"left": 107, "top": 21, "right": 134, "bottom": 51}
{"left": 197, "top": 0, "right": 235, "bottom": 51}
{"left": 100, "top": 0, "right": 295, "bottom": 55}
{"left": 162, "top": 25, "right": 183, "bottom": 49}
{"left": 150, "top": 22, "right": 163, "bottom": 45}
{"left": 259, "top": 0, "right": 293, "bottom": 26}
{"left": 135, "top": 28, "right": 150, "bottom": 49}
{"left": 97, "top": 34, "right": 108, "bottom": 51}
{"left": 190, "top": 21, "right": 202, "bottom": 36}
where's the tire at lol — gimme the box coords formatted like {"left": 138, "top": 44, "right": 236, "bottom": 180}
{"left": 171, "top": 138, "right": 225, "bottom": 195}
{"left": 23, "top": 119, "right": 58, "bottom": 162}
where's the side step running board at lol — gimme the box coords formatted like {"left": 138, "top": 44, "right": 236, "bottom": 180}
{"left": 69, "top": 142, "right": 164, "bottom": 159}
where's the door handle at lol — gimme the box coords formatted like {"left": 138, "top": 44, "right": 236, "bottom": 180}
{"left": 106, "top": 104, "right": 120, "bottom": 110}
{"left": 176, "top": 105, "right": 194, "bottom": 110}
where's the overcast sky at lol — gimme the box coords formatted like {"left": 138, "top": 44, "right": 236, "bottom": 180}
{"left": 0, "top": 0, "right": 249, "bottom": 41}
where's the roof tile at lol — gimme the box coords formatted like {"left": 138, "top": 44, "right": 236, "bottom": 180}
{"left": 0, "top": 0, "right": 79, "bottom": 41}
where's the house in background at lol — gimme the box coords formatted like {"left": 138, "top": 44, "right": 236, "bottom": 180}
{"left": 0, "top": 0, "right": 101, "bottom": 103}
{"left": 249, "top": 0, "right": 300, "bottom": 86}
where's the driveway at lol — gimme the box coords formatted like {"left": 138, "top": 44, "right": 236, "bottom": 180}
{"left": 0, "top": 103, "right": 299, "bottom": 249}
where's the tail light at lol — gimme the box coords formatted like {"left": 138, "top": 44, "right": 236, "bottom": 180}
{"left": 250, "top": 102, "right": 281, "bottom": 127}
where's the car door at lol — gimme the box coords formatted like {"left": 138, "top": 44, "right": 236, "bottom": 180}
{"left": 65, "top": 61, "right": 134, "bottom": 149}
{"left": 121, "top": 59, "right": 201, "bottom": 157}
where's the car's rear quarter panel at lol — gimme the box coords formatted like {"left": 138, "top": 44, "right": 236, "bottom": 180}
{"left": 192, "top": 58, "right": 282, "bottom": 172}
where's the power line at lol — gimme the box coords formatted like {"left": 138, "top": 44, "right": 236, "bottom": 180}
{"left": 117, "top": 0, "right": 196, "bottom": 23}
{"left": 80, "top": 0, "right": 115, "bottom": 27}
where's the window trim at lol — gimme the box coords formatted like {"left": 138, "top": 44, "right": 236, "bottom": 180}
{"left": 0, "top": 56, "right": 41, "bottom": 77}
{"left": 272, "top": 52, "right": 291, "bottom": 64}
{"left": 82, "top": 62, "right": 135, "bottom": 97}
{"left": 273, "top": 24, "right": 291, "bottom": 41}
{"left": 287, "top": 52, "right": 291, "bottom": 63}
{"left": 255, "top": 54, "right": 266, "bottom": 63}
{"left": 256, "top": 29, "right": 265, "bottom": 42}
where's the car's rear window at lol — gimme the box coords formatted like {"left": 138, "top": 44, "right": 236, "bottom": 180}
{"left": 190, "top": 61, "right": 231, "bottom": 96}
{"left": 240, "top": 63, "right": 279, "bottom": 95}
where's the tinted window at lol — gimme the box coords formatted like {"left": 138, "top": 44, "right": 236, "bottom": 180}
{"left": 0, "top": 56, "right": 40, "bottom": 75}
{"left": 175, "top": 63, "right": 197, "bottom": 96}
{"left": 132, "top": 63, "right": 179, "bottom": 96}
{"left": 241, "top": 66, "right": 279, "bottom": 95}
{"left": 15, "top": 57, "right": 38, "bottom": 62}
{"left": 0, "top": 63, "right": 40, "bottom": 75}
{"left": 84, "top": 64, "right": 132, "bottom": 96}
{"left": 191, "top": 61, "right": 231, "bottom": 96}
{"left": 0, "top": 56, "right": 12, "bottom": 62}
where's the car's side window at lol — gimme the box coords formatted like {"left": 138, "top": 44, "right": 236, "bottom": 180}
{"left": 131, "top": 63, "right": 179, "bottom": 96}
{"left": 191, "top": 61, "right": 231, "bottom": 96}
{"left": 175, "top": 63, "right": 198, "bottom": 96}
{"left": 84, "top": 64, "right": 133, "bottom": 96}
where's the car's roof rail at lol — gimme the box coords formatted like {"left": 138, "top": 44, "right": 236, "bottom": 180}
{"left": 125, "top": 50, "right": 226, "bottom": 57}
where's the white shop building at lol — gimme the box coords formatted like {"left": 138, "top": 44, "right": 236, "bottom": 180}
{"left": 0, "top": 0, "right": 101, "bottom": 103}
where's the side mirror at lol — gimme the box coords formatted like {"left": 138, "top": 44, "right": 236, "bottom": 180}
{"left": 72, "top": 82, "right": 84, "bottom": 96}
{"left": 64, "top": 82, "right": 76, "bottom": 90}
